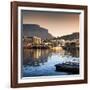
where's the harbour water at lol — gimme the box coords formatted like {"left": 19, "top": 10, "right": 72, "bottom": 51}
{"left": 22, "top": 48, "right": 79, "bottom": 77}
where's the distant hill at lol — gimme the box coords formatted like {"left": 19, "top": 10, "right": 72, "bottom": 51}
{"left": 23, "top": 24, "right": 54, "bottom": 40}
{"left": 55, "top": 32, "right": 79, "bottom": 40}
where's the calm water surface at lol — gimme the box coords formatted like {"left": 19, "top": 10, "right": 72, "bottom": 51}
{"left": 22, "top": 48, "right": 79, "bottom": 77}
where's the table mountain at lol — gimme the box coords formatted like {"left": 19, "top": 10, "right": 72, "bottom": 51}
{"left": 23, "top": 24, "right": 54, "bottom": 40}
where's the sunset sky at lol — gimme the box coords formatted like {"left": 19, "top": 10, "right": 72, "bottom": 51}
{"left": 22, "top": 10, "right": 80, "bottom": 37}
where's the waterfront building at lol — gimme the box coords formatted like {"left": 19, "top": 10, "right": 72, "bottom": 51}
{"left": 23, "top": 36, "right": 42, "bottom": 47}
{"left": 32, "top": 36, "right": 41, "bottom": 45}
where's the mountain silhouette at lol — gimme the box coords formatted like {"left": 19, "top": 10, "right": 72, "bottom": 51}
{"left": 23, "top": 24, "right": 54, "bottom": 40}
{"left": 58, "top": 32, "right": 79, "bottom": 40}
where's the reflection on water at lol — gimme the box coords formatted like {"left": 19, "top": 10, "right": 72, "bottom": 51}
{"left": 22, "top": 48, "right": 79, "bottom": 77}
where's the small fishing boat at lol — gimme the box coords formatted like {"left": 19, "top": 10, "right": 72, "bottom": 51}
{"left": 55, "top": 61, "right": 79, "bottom": 74}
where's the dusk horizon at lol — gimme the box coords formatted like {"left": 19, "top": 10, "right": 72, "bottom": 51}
{"left": 22, "top": 10, "right": 80, "bottom": 37}
{"left": 23, "top": 23, "right": 79, "bottom": 37}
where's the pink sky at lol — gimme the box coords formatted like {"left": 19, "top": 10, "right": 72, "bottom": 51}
{"left": 22, "top": 10, "right": 80, "bottom": 37}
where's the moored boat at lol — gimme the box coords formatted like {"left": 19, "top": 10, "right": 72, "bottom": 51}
{"left": 55, "top": 61, "right": 79, "bottom": 74}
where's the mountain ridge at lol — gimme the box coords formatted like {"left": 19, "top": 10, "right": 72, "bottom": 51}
{"left": 23, "top": 24, "right": 54, "bottom": 40}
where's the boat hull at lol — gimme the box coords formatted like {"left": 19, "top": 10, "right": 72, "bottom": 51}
{"left": 55, "top": 63, "right": 79, "bottom": 74}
